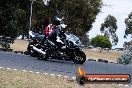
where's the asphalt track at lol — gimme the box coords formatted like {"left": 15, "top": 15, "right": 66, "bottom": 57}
{"left": 0, "top": 51, "right": 132, "bottom": 84}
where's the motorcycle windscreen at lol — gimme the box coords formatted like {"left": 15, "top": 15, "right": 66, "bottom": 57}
{"left": 65, "top": 33, "right": 82, "bottom": 46}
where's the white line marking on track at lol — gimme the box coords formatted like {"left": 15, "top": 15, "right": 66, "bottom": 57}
{"left": 118, "top": 84, "right": 123, "bottom": 86}
{"left": 72, "top": 77, "right": 76, "bottom": 80}
{"left": 50, "top": 74, "right": 55, "bottom": 76}
{"left": 13, "top": 69, "right": 17, "bottom": 71}
{"left": 22, "top": 70, "right": 27, "bottom": 72}
{"left": 0, "top": 67, "right": 3, "bottom": 69}
{"left": 125, "top": 85, "right": 129, "bottom": 87}
{"left": 6, "top": 68, "right": 11, "bottom": 70}
{"left": 64, "top": 76, "right": 68, "bottom": 78}
{"left": 0, "top": 66, "right": 80, "bottom": 81}
{"left": 36, "top": 72, "right": 40, "bottom": 74}
{"left": 57, "top": 75, "right": 62, "bottom": 77}
{"left": 44, "top": 73, "right": 48, "bottom": 75}
{"left": 29, "top": 71, "right": 33, "bottom": 73}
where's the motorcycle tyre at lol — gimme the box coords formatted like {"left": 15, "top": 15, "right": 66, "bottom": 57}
{"left": 72, "top": 51, "right": 86, "bottom": 64}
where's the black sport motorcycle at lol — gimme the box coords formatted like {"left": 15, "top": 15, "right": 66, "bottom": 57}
{"left": 27, "top": 30, "right": 86, "bottom": 64}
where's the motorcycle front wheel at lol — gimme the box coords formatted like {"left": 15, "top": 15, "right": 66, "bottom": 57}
{"left": 72, "top": 51, "right": 86, "bottom": 64}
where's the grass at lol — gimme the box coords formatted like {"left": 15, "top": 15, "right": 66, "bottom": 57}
{"left": 0, "top": 69, "right": 120, "bottom": 88}
{"left": 10, "top": 40, "right": 29, "bottom": 52}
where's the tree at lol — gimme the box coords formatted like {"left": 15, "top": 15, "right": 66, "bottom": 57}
{"left": 0, "top": 0, "right": 102, "bottom": 39}
{"left": 91, "top": 35, "right": 112, "bottom": 49}
{"left": 30, "top": 0, "right": 103, "bottom": 36}
{"left": 47, "top": 0, "right": 103, "bottom": 37}
{"left": 33, "top": 0, "right": 102, "bottom": 45}
{"left": 0, "top": 0, "right": 29, "bottom": 38}
{"left": 80, "top": 34, "right": 90, "bottom": 46}
{"left": 124, "top": 12, "right": 132, "bottom": 38}
{"left": 100, "top": 15, "right": 118, "bottom": 46}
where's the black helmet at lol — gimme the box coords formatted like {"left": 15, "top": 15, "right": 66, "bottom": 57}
{"left": 52, "top": 16, "right": 61, "bottom": 26}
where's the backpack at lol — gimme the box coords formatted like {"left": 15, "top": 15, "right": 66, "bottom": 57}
{"left": 45, "top": 24, "right": 55, "bottom": 37}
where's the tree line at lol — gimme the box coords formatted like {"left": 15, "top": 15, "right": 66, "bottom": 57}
{"left": 91, "top": 13, "right": 132, "bottom": 49}
{"left": 0, "top": 0, "right": 102, "bottom": 38}
{"left": 0, "top": 0, "right": 132, "bottom": 48}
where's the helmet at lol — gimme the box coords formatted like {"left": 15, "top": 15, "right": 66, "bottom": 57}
{"left": 52, "top": 16, "right": 61, "bottom": 26}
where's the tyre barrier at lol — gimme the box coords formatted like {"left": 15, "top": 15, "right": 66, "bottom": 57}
{"left": 88, "top": 59, "right": 115, "bottom": 64}
{"left": 98, "top": 59, "right": 108, "bottom": 63}
{"left": 102, "top": 59, "right": 108, "bottom": 63}
{"left": 98, "top": 59, "right": 104, "bottom": 62}
{"left": 23, "top": 51, "right": 30, "bottom": 55}
{"left": 88, "top": 59, "right": 96, "bottom": 62}
{"left": 109, "top": 62, "right": 118, "bottom": 64}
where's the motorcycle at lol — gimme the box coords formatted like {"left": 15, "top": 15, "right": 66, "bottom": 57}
{"left": 27, "top": 26, "right": 86, "bottom": 64}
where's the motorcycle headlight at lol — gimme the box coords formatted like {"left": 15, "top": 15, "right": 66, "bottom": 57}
{"left": 75, "top": 40, "right": 79, "bottom": 44}
{"left": 69, "top": 41, "right": 74, "bottom": 46}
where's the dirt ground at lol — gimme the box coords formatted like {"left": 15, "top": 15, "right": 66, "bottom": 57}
{"left": 10, "top": 39, "right": 29, "bottom": 51}
{"left": 83, "top": 49, "right": 122, "bottom": 62}
{"left": 10, "top": 39, "right": 122, "bottom": 62}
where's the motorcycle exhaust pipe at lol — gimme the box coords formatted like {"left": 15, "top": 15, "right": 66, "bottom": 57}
{"left": 33, "top": 46, "right": 46, "bottom": 55}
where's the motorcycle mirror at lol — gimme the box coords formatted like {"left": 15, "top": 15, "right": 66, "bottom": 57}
{"left": 29, "top": 31, "right": 35, "bottom": 37}
{"left": 61, "top": 24, "right": 67, "bottom": 28}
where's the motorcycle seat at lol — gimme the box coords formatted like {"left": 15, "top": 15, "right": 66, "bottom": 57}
{"left": 31, "top": 35, "right": 44, "bottom": 42}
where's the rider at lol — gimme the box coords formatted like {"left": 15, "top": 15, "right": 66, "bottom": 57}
{"left": 47, "top": 16, "right": 66, "bottom": 49}
{"left": 41, "top": 17, "right": 55, "bottom": 44}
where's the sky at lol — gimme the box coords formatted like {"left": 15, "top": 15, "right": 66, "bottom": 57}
{"left": 88, "top": 0, "right": 132, "bottom": 48}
